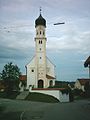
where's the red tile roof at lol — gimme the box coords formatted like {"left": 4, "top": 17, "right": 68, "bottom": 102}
{"left": 46, "top": 74, "right": 55, "bottom": 79}
{"left": 32, "top": 88, "right": 65, "bottom": 90}
{"left": 78, "top": 78, "right": 90, "bottom": 85}
{"left": 19, "top": 75, "right": 27, "bottom": 81}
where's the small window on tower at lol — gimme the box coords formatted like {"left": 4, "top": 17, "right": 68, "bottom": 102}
{"left": 41, "top": 40, "right": 42, "bottom": 44}
{"left": 39, "top": 41, "right": 40, "bottom": 44}
{"left": 40, "top": 48, "right": 41, "bottom": 50}
{"left": 43, "top": 31, "right": 44, "bottom": 35}
{"left": 40, "top": 57, "right": 42, "bottom": 59}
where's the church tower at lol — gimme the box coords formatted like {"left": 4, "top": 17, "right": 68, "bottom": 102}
{"left": 35, "top": 10, "right": 47, "bottom": 88}
{"left": 26, "top": 10, "right": 55, "bottom": 89}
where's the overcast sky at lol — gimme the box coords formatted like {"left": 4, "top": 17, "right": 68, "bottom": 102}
{"left": 0, "top": 0, "right": 90, "bottom": 81}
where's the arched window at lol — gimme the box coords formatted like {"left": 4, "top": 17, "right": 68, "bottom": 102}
{"left": 39, "top": 40, "right": 42, "bottom": 44}
{"left": 39, "top": 40, "right": 40, "bottom": 44}
{"left": 41, "top": 40, "right": 42, "bottom": 44}
{"left": 40, "top": 31, "right": 41, "bottom": 34}
{"left": 49, "top": 80, "right": 53, "bottom": 87}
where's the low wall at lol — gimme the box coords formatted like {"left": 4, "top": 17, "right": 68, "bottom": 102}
{"left": 29, "top": 88, "right": 69, "bottom": 102}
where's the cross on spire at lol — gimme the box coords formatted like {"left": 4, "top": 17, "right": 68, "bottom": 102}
{"left": 40, "top": 7, "right": 42, "bottom": 14}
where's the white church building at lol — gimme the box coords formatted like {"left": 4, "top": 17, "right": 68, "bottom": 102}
{"left": 19, "top": 11, "right": 70, "bottom": 102}
{"left": 26, "top": 12, "right": 56, "bottom": 89}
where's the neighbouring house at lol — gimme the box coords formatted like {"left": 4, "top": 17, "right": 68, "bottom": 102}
{"left": 75, "top": 78, "right": 90, "bottom": 91}
{"left": 84, "top": 56, "right": 90, "bottom": 67}
{"left": 19, "top": 75, "right": 27, "bottom": 91}
{"left": 84, "top": 56, "right": 90, "bottom": 78}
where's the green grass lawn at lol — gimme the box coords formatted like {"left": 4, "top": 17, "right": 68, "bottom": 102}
{"left": 25, "top": 92, "right": 59, "bottom": 103}
{"left": 0, "top": 91, "right": 59, "bottom": 103}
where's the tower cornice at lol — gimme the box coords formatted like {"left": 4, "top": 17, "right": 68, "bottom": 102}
{"left": 35, "top": 37, "right": 47, "bottom": 41}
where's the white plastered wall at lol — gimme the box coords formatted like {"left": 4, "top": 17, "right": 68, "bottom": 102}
{"left": 30, "top": 89, "right": 69, "bottom": 102}
{"left": 26, "top": 56, "right": 37, "bottom": 88}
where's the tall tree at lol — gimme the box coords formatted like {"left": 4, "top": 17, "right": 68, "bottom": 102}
{"left": 1, "top": 62, "right": 21, "bottom": 93}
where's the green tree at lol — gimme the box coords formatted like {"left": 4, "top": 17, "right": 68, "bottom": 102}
{"left": 1, "top": 62, "right": 21, "bottom": 93}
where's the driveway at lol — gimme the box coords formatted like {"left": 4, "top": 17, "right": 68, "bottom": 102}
{"left": 0, "top": 99, "right": 90, "bottom": 120}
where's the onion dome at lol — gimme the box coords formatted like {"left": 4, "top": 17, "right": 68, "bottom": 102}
{"left": 35, "top": 13, "right": 46, "bottom": 28}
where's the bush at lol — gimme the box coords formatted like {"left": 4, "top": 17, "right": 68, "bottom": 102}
{"left": 73, "top": 89, "right": 83, "bottom": 96}
{"left": 60, "top": 89, "right": 69, "bottom": 95}
{"left": 0, "top": 91, "right": 20, "bottom": 99}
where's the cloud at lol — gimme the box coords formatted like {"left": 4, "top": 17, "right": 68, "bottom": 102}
{"left": 0, "top": 0, "right": 90, "bottom": 80}
{"left": 0, "top": 23, "right": 35, "bottom": 62}
{"left": 46, "top": 16, "right": 90, "bottom": 54}
{"left": 0, "top": 0, "right": 33, "bottom": 11}
{"left": 0, "top": 46, "right": 25, "bottom": 59}
{"left": 47, "top": 30, "right": 90, "bottom": 53}
{"left": 0, "top": 0, "right": 90, "bottom": 57}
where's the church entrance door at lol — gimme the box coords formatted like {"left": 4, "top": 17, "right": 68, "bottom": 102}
{"left": 38, "top": 80, "right": 44, "bottom": 88}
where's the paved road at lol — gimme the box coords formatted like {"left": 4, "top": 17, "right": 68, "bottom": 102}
{"left": 0, "top": 98, "right": 90, "bottom": 120}
{"left": 43, "top": 100, "right": 90, "bottom": 120}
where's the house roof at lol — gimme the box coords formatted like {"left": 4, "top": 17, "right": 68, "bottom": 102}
{"left": 46, "top": 74, "right": 55, "bottom": 79}
{"left": 78, "top": 78, "right": 90, "bottom": 85}
{"left": 32, "top": 88, "right": 66, "bottom": 91}
{"left": 19, "top": 75, "right": 27, "bottom": 81}
{"left": 84, "top": 56, "right": 90, "bottom": 67}
{"left": 19, "top": 74, "right": 55, "bottom": 81}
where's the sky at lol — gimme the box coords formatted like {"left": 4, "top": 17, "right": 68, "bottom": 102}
{"left": 0, "top": 0, "right": 90, "bottom": 81}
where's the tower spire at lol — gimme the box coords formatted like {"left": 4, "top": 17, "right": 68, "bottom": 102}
{"left": 40, "top": 7, "right": 42, "bottom": 15}
{"left": 35, "top": 8, "right": 46, "bottom": 27}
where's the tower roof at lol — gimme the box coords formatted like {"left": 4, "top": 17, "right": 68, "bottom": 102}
{"left": 35, "top": 13, "right": 46, "bottom": 28}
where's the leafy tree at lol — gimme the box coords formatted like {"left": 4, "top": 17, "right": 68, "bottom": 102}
{"left": 1, "top": 62, "right": 21, "bottom": 93}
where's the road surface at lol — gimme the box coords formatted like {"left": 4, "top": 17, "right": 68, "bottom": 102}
{"left": 0, "top": 98, "right": 90, "bottom": 120}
